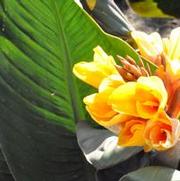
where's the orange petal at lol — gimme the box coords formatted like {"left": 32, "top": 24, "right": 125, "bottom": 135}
{"left": 84, "top": 91, "right": 117, "bottom": 125}
{"left": 144, "top": 112, "right": 180, "bottom": 151}
{"left": 118, "top": 118, "right": 146, "bottom": 147}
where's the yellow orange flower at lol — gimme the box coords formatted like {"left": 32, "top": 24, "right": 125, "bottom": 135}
{"left": 144, "top": 112, "right": 180, "bottom": 151}
{"left": 131, "top": 31, "right": 163, "bottom": 63}
{"left": 73, "top": 44, "right": 179, "bottom": 152}
{"left": 131, "top": 27, "right": 180, "bottom": 78}
{"left": 83, "top": 74, "right": 124, "bottom": 126}
{"left": 113, "top": 112, "right": 180, "bottom": 151}
{"left": 73, "top": 46, "right": 118, "bottom": 88}
{"left": 109, "top": 76, "right": 167, "bottom": 119}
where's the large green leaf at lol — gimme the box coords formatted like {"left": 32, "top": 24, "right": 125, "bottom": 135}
{"left": 0, "top": 149, "right": 14, "bottom": 181}
{"left": 0, "top": 0, "right": 140, "bottom": 180}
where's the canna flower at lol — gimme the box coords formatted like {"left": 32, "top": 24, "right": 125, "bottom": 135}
{"left": 73, "top": 44, "right": 180, "bottom": 152}
{"left": 116, "top": 112, "right": 180, "bottom": 151}
{"left": 109, "top": 76, "right": 168, "bottom": 119}
{"left": 84, "top": 74, "right": 124, "bottom": 126}
{"left": 131, "top": 31, "right": 163, "bottom": 64}
{"left": 144, "top": 112, "right": 180, "bottom": 151}
{"left": 131, "top": 27, "right": 180, "bottom": 78}
{"left": 73, "top": 46, "right": 118, "bottom": 88}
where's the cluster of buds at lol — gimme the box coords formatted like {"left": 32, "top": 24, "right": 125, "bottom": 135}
{"left": 115, "top": 55, "right": 150, "bottom": 81}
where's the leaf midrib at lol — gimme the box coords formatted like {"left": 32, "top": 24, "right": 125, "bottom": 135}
{"left": 50, "top": 0, "right": 83, "bottom": 123}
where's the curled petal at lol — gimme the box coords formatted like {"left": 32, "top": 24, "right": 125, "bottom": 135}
{"left": 116, "top": 116, "right": 147, "bottom": 147}
{"left": 99, "top": 74, "right": 124, "bottom": 92}
{"left": 83, "top": 74, "right": 123, "bottom": 126}
{"left": 167, "top": 59, "right": 180, "bottom": 79}
{"left": 73, "top": 62, "right": 108, "bottom": 88}
{"left": 144, "top": 112, "right": 180, "bottom": 151}
{"left": 109, "top": 82, "right": 138, "bottom": 116}
{"left": 136, "top": 76, "right": 168, "bottom": 118}
{"left": 73, "top": 46, "right": 117, "bottom": 88}
{"left": 109, "top": 76, "right": 167, "bottom": 119}
{"left": 165, "top": 28, "right": 180, "bottom": 77}
{"left": 84, "top": 91, "right": 117, "bottom": 125}
{"left": 165, "top": 27, "right": 180, "bottom": 60}
{"left": 131, "top": 31, "right": 163, "bottom": 62}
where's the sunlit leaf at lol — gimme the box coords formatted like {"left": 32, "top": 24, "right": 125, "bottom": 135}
{"left": 0, "top": 0, "right": 140, "bottom": 180}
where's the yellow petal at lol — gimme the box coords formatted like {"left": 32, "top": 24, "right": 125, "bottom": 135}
{"left": 83, "top": 73, "right": 124, "bottom": 126}
{"left": 162, "top": 38, "right": 170, "bottom": 55}
{"left": 136, "top": 76, "right": 168, "bottom": 118}
{"left": 93, "top": 46, "right": 117, "bottom": 75}
{"left": 167, "top": 27, "right": 180, "bottom": 60}
{"left": 86, "top": 0, "right": 96, "bottom": 11}
{"left": 73, "top": 46, "right": 117, "bottom": 88}
{"left": 167, "top": 59, "right": 180, "bottom": 78}
{"left": 73, "top": 62, "right": 107, "bottom": 88}
{"left": 109, "top": 76, "right": 168, "bottom": 119}
{"left": 131, "top": 31, "right": 163, "bottom": 61}
{"left": 109, "top": 82, "right": 138, "bottom": 116}
{"left": 162, "top": 28, "right": 180, "bottom": 78}
{"left": 99, "top": 74, "right": 124, "bottom": 92}
{"left": 162, "top": 28, "right": 180, "bottom": 77}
